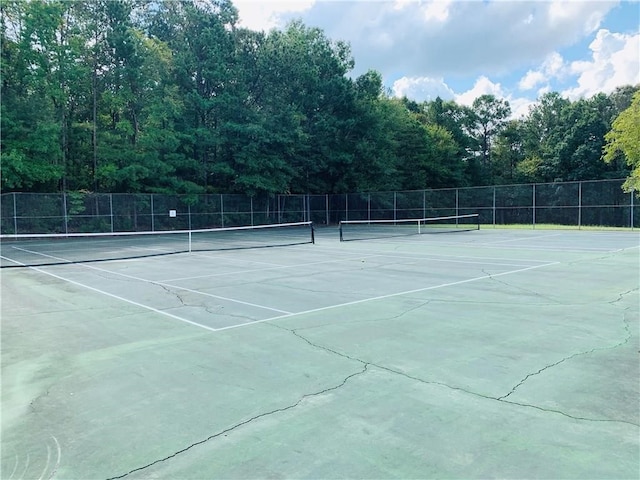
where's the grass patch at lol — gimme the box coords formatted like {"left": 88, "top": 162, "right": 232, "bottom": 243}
{"left": 481, "top": 223, "right": 636, "bottom": 231}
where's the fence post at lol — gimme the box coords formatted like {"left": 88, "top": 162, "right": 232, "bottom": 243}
{"left": 578, "top": 181, "right": 582, "bottom": 230}
{"left": 368, "top": 193, "right": 371, "bottom": 222}
{"left": 532, "top": 184, "right": 536, "bottom": 229}
{"left": 325, "top": 194, "right": 329, "bottom": 226}
{"left": 221, "top": 194, "right": 225, "bottom": 227}
{"left": 344, "top": 194, "right": 348, "bottom": 222}
{"left": 277, "top": 195, "right": 281, "bottom": 224}
{"left": 110, "top": 193, "right": 114, "bottom": 232}
{"left": 423, "top": 190, "right": 426, "bottom": 219}
{"left": 12, "top": 192, "right": 18, "bottom": 234}
{"left": 455, "top": 188, "right": 459, "bottom": 225}
{"left": 150, "top": 194, "right": 155, "bottom": 231}
{"left": 393, "top": 191, "right": 397, "bottom": 221}
{"left": 492, "top": 186, "right": 496, "bottom": 227}
{"left": 631, "top": 189, "right": 635, "bottom": 230}
{"left": 63, "top": 192, "right": 69, "bottom": 234}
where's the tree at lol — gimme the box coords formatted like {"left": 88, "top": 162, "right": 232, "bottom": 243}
{"left": 492, "top": 120, "right": 524, "bottom": 184}
{"left": 466, "top": 94, "right": 511, "bottom": 184}
{"left": 1, "top": 0, "right": 68, "bottom": 191}
{"left": 603, "top": 90, "right": 640, "bottom": 192}
{"left": 519, "top": 92, "right": 571, "bottom": 182}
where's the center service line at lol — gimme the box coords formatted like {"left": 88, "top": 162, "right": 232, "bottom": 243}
{"left": 214, "top": 261, "right": 561, "bottom": 332}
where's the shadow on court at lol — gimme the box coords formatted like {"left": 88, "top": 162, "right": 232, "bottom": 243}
{"left": 2, "top": 228, "right": 639, "bottom": 479}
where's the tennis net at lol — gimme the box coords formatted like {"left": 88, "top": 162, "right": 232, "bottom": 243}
{"left": 0, "top": 221, "right": 315, "bottom": 268}
{"left": 339, "top": 214, "right": 479, "bottom": 241}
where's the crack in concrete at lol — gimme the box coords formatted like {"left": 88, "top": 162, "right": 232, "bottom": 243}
{"left": 104, "top": 363, "right": 369, "bottom": 480}
{"left": 278, "top": 323, "right": 639, "bottom": 428}
{"left": 609, "top": 288, "right": 639, "bottom": 307}
{"left": 158, "top": 284, "right": 188, "bottom": 306}
{"left": 104, "top": 287, "right": 638, "bottom": 480}
{"left": 498, "top": 304, "right": 635, "bottom": 401}
{"left": 158, "top": 285, "right": 253, "bottom": 321}
{"left": 482, "top": 268, "right": 561, "bottom": 304}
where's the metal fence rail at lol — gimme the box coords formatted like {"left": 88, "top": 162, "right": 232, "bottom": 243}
{"left": 1, "top": 179, "right": 636, "bottom": 234}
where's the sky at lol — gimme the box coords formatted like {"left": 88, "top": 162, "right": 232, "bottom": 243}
{"left": 231, "top": 0, "right": 640, "bottom": 117}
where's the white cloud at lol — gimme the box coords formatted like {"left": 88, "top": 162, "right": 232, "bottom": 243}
{"left": 547, "top": 0, "right": 606, "bottom": 34}
{"left": 392, "top": 76, "right": 455, "bottom": 102}
{"left": 544, "top": 51, "right": 565, "bottom": 77}
{"left": 454, "top": 76, "right": 536, "bottom": 118}
{"left": 519, "top": 70, "right": 547, "bottom": 91}
{"left": 233, "top": 0, "right": 315, "bottom": 31}
{"left": 564, "top": 28, "right": 640, "bottom": 99}
{"left": 232, "top": 1, "right": 635, "bottom": 109}
{"left": 280, "top": 0, "right": 618, "bottom": 79}
{"left": 518, "top": 51, "right": 568, "bottom": 91}
{"left": 510, "top": 97, "right": 537, "bottom": 119}
{"left": 455, "top": 76, "right": 505, "bottom": 106}
{"left": 391, "top": 74, "right": 535, "bottom": 119}
{"left": 421, "top": 0, "right": 452, "bottom": 23}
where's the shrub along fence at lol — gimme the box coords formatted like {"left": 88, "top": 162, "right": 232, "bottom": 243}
{"left": 1, "top": 179, "right": 636, "bottom": 234}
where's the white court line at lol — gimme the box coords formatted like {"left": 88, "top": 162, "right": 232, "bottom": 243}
{"left": 18, "top": 262, "right": 220, "bottom": 333}
{"left": 11, "top": 246, "right": 292, "bottom": 315}
{"left": 0, "top": 255, "right": 24, "bottom": 266}
{"left": 85, "top": 264, "right": 293, "bottom": 314}
{"left": 213, "top": 261, "right": 561, "bottom": 332}
{"left": 372, "top": 255, "right": 532, "bottom": 268}
{"left": 160, "top": 254, "right": 386, "bottom": 282}
{"left": 307, "top": 243, "right": 551, "bottom": 265}
{"left": 471, "top": 243, "right": 632, "bottom": 253}
{"left": 11, "top": 245, "right": 559, "bottom": 335}
{"left": 477, "top": 233, "right": 562, "bottom": 245}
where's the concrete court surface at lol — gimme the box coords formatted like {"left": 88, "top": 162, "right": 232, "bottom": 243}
{"left": 1, "top": 227, "right": 639, "bottom": 479}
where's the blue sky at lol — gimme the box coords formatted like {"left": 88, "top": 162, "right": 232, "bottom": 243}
{"left": 233, "top": 0, "right": 639, "bottom": 117}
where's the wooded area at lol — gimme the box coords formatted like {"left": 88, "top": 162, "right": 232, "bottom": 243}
{"left": 1, "top": 0, "right": 638, "bottom": 196}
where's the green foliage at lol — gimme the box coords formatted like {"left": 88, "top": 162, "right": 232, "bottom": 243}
{"left": 0, "top": 1, "right": 636, "bottom": 196}
{"left": 603, "top": 91, "right": 640, "bottom": 192}
{"left": 1, "top": 150, "right": 62, "bottom": 190}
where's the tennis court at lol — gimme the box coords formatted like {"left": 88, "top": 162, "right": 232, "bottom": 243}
{"left": 1, "top": 224, "right": 638, "bottom": 479}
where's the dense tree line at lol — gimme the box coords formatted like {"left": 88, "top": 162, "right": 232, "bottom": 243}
{"left": 1, "top": 0, "right": 638, "bottom": 195}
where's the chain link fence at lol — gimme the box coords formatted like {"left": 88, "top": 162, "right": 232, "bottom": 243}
{"left": 1, "top": 179, "right": 636, "bottom": 234}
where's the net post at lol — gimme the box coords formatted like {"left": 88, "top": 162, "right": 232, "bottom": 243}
{"left": 339, "top": 222, "right": 344, "bottom": 242}
{"left": 311, "top": 222, "right": 315, "bottom": 244}
{"left": 417, "top": 218, "right": 421, "bottom": 235}
{"left": 188, "top": 230, "right": 192, "bottom": 253}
